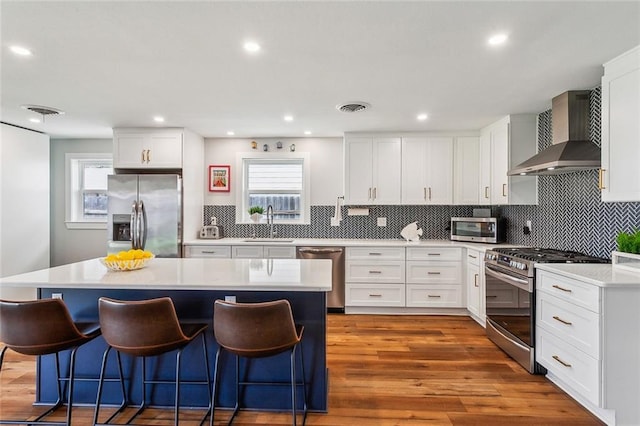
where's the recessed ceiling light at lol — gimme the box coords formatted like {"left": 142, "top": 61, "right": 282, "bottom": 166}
{"left": 488, "top": 33, "right": 508, "bottom": 46}
{"left": 153, "top": 116, "right": 165, "bottom": 123}
{"left": 304, "top": 130, "right": 312, "bottom": 135}
{"left": 547, "top": 167, "right": 555, "bottom": 171}
{"left": 284, "top": 115, "right": 294, "bottom": 122}
{"left": 520, "top": 172, "right": 527, "bottom": 176}
{"left": 10, "top": 45, "right": 32, "bottom": 56}
{"left": 417, "top": 113, "right": 428, "bottom": 121}
{"left": 227, "top": 131, "right": 235, "bottom": 136}
{"left": 29, "top": 118, "right": 41, "bottom": 123}
{"left": 243, "top": 41, "right": 261, "bottom": 53}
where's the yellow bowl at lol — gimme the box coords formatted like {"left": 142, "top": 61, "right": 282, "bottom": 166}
{"left": 100, "top": 255, "right": 154, "bottom": 271}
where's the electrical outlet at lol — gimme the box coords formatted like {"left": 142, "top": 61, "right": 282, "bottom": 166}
{"left": 52, "top": 293, "right": 63, "bottom": 300}
{"left": 330, "top": 217, "right": 341, "bottom": 227}
{"left": 224, "top": 295, "right": 236, "bottom": 303}
{"left": 377, "top": 217, "right": 387, "bottom": 227}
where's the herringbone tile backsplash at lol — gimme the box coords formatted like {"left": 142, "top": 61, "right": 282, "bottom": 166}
{"left": 204, "top": 87, "right": 639, "bottom": 259}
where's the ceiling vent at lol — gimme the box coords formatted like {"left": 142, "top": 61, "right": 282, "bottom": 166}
{"left": 336, "top": 102, "right": 371, "bottom": 113}
{"left": 21, "top": 104, "right": 65, "bottom": 116}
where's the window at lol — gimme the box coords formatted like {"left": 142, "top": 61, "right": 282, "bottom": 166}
{"left": 65, "top": 153, "right": 113, "bottom": 229}
{"left": 236, "top": 152, "right": 311, "bottom": 224}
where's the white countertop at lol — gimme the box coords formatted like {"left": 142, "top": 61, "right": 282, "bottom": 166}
{"left": 0, "top": 258, "right": 333, "bottom": 292}
{"left": 536, "top": 263, "right": 640, "bottom": 288}
{"left": 184, "top": 237, "right": 509, "bottom": 251}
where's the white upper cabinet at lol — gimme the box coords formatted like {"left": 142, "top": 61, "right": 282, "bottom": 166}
{"left": 113, "top": 128, "right": 183, "bottom": 169}
{"left": 601, "top": 45, "right": 640, "bottom": 202}
{"left": 454, "top": 137, "right": 480, "bottom": 205}
{"left": 480, "top": 115, "right": 538, "bottom": 205}
{"left": 344, "top": 136, "right": 402, "bottom": 204}
{"left": 402, "top": 137, "right": 454, "bottom": 205}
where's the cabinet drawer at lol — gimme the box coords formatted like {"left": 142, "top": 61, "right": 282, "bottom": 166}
{"left": 537, "top": 293, "right": 600, "bottom": 359}
{"left": 346, "top": 261, "right": 405, "bottom": 283}
{"left": 184, "top": 245, "right": 231, "bottom": 258}
{"left": 406, "top": 285, "right": 463, "bottom": 307}
{"left": 485, "top": 285, "right": 518, "bottom": 308}
{"left": 264, "top": 246, "right": 296, "bottom": 259}
{"left": 232, "top": 246, "right": 264, "bottom": 258}
{"left": 346, "top": 247, "right": 405, "bottom": 261}
{"left": 406, "top": 262, "right": 461, "bottom": 284}
{"left": 346, "top": 283, "right": 405, "bottom": 307}
{"left": 537, "top": 329, "right": 600, "bottom": 406}
{"left": 537, "top": 270, "right": 600, "bottom": 313}
{"left": 466, "top": 249, "right": 481, "bottom": 266}
{"left": 406, "top": 247, "right": 461, "bottom": 261}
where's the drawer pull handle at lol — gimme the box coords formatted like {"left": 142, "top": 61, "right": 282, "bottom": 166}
{"left": 202, "top": 251, "right": 217, "bottom": 254}
{"left": 427, "top": 253, "right": 441, "bottom": 256}
{"left": 427, "top": 272, "right": 441, "bottom": 275}
{"left": 368, "top": 252, "right": 382, "bottom": 256}
{"left": 427, "top": 295, "right": 441, "bottom": 298}
{"left": 474, "top": 274, "right": 479, "bottom": 287}
{"left": 552, "top": 284, "right": 572, "bottom": 293}
{"left": 468, "top": 255, "right": 477, "bottom": 259}
{"left": 552, "top": 355, "right": 572, "bottom": 368}
{"left": 552, "top": 315, "right": 573, "bottom": 326}
{"left": 487, "top": 295, "right": 498, "bottom": 299}
{"left": 369, "top": 294, "right": 382, "bottom": 297}
{"left": 369, "top": 270, "right": 382, "bottom": 274}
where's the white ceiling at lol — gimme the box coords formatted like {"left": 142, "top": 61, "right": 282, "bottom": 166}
{"left": 1, "top": 1, "right": 639, "bottom": 139}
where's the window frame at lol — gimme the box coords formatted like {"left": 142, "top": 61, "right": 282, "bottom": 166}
{"left": 235, "top": 152, "right": 311, "bottom": 225}
{"left": 64, "top": 153, "right": 113, "bottom": 230}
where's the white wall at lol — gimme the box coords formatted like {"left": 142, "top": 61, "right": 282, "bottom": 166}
{"left": 0, "top": 123, "right": 50, "bottom": 300}
{"left": 50, "top": 138, "right": 112, "bottom": 266}
{"left": 204, "top": 137, "right": 344, "bottom": 206}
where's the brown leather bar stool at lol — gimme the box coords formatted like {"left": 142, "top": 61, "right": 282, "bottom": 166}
{"left": 210, "top": 299, "right": 307, "bottom": 426}
{"left": 0, "top": 298, "right": 101, "bottom": 425}
{"left": 93, "top": 297, "right": 211, "bottom": 426}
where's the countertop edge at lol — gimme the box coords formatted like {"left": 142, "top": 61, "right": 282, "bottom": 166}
{"left": 536, "top": 263, "right": 640, "bottom": 288}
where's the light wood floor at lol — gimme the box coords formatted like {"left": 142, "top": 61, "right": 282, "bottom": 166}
{"left": 0, "top": 314, "right": 603, "bottom": 425}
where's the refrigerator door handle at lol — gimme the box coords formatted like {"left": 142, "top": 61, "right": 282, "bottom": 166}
{"left": 139, "top": 200, "right": 147, "bottom": 250}
{"left": 130, "top": 202, "right": 138, "bottom": 249}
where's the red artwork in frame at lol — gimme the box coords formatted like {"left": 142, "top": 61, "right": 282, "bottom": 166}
{"left": 209, "top": 165, "right": 230, "bottom": 192}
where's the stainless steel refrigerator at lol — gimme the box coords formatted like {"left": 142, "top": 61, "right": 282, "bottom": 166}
{"left": 107, "top": 174, "right": 182, "bottom": 257}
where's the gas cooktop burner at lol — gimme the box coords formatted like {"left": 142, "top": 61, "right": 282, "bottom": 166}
{"left": 491, "top": 247, "right": 610, "bottom": 264}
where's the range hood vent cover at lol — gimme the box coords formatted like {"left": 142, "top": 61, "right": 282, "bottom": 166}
{"left": 508, "top": 91, "right": 601, "bottom": 176}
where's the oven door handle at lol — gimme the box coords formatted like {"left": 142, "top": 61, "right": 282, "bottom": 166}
{"left": 485, "top": 264, "right": 532, "bottom": 292}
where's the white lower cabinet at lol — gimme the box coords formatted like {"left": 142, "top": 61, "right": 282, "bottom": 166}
{"left": 346, "top": 283, "right": 405, "bottom": 307}
{"left": 184, "top": 245, "right": 231, "bottom": 258}
{"left": 465, "top": 248, "right": 485, "bottom": 325}
{"left": 406, "top": 285, "right": 461, "bottom": 307}
{"left": 536, "top": 269, "right": 640, "bottom": 426}
{"left": 232, "top": 245, "right": 296, "bottom": 259}
{"left": 405, "top": 247, "right": 463, "bottom": 308}
{"left": 345, "top": 247, "right": 405, "bottom": 307}
{"left": 185, "top": 244, "right": 295, "bottom": 259}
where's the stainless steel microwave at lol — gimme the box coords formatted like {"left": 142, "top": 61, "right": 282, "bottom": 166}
{"left": 450, "top": 217, "right": 505, "bottom": 244}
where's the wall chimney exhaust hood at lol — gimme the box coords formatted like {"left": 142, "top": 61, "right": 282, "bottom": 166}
{"left": 508, "top": 91, "right": 601, "bottom": 176}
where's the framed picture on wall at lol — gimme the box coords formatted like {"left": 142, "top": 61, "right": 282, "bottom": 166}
{"left": 209, "top": 165, "right": 230, "bottom": 192}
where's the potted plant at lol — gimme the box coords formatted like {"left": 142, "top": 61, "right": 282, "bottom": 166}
{"left": 616, "top": 229, "right": 640, "bottom": 254}
{"left": 612, "top": 229, "right": 640, "bottom": 271}
{"left": 248, "top": 206, "right": 264, "bottom": 223}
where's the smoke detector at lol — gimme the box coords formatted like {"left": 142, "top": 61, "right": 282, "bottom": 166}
{"left": 336, "top": 102, "right": 371, "bottom": 113}
{"left": 21, "top": 104, "right": 65, "bottom": 116}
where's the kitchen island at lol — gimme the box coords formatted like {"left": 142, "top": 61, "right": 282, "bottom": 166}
{"left": 0, "top": 257, "right": 332, "bottom": 412}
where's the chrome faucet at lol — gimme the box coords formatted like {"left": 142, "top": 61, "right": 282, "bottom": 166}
{"left": 266, "top": 204, "right": 276, "bottom": 238}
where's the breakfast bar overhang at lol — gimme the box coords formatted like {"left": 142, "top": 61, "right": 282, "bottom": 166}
{"left": 0, "top": 257, "right": 332, "bottom": 412}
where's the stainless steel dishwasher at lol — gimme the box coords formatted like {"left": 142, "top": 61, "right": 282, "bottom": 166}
{"left": 296, "top": 247, "right": 345, "bottom": 312}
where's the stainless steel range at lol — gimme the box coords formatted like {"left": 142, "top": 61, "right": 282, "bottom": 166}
{"left": 484, "top": 247, "right": 608, "bottom": 374}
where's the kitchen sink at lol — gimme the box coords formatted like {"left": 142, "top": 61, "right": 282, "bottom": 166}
{"left": 242, "top": 238, "right": 294, "bottom": 243}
